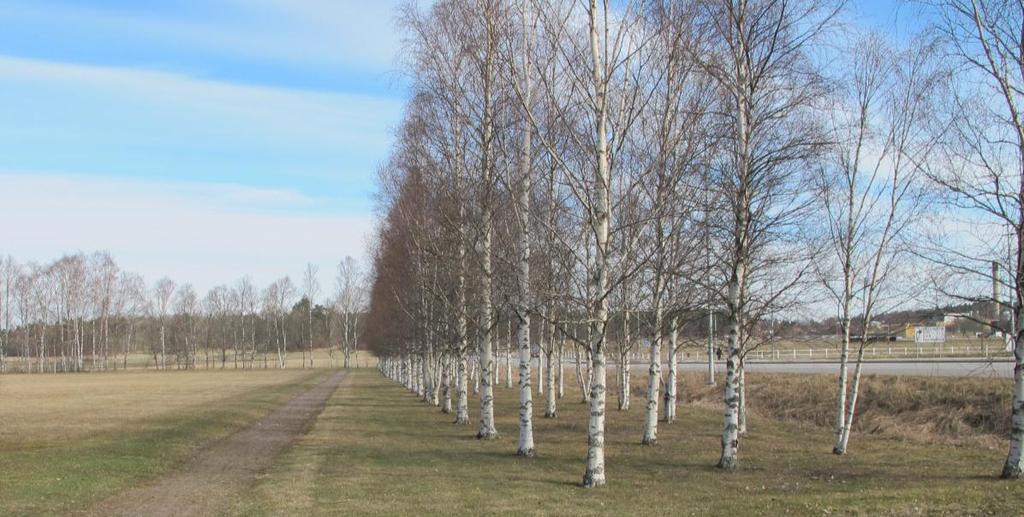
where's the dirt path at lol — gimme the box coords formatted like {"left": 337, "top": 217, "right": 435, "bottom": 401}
{"left": 89, "top": 370, "right": 347, "bottom": 517}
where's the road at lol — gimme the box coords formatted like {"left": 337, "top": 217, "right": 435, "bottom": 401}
{"left": 664, "top": 359, "right": 1015, "bottom": 378}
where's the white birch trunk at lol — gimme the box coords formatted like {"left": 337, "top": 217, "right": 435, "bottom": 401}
{"left": 837, "top": 344, "right": 865, "bottom": 454}
{"left": 557, "top": 336, "right": 564, "bottom": 400}
{"left": 276, "top": 319, "right": 284, "bottom": 369}
{"left": 441, "top": 355, "right": 453, "bottom": 414}
{"left": 618, "top": 311, "right": 631, "bottom": 412}
{"left": 707, "top": 308, "right": 715, "bottom": 385}
{"left": 642, "top": 303, "right": 661, "bottom": 445}
{"left": 421, "top": 355, "right": 430, "bottom": 400}
{"left": 472, "top": 358, "right": 479, "bottom": 395}
{"left": 308, "top": 303, "right": 314, "bottom": 369}
{"left": 496, "top": 339, "right": 503, "bottom": 386}
{"left": 834, "top": 313, "right": 852, "bottom": 454}
{"left": 515, "top": 40, "right": 535, "bottom": 451}
{"left": 737, "top": 362, "right": 747, "bottom": 435}
{"left": 569, "top": 328, "right": 590, "bottom": 401}
{"left": 718, "top": 1, "right": 751, "bottom": 469}
{"left": 517, "top": 307, "right": 534, "bottom": 454}
{"left": 1003, "top": 332, "right": 1024, "bottom": 478}
{"left": 718, "top": 261, "right": 745, "bottom": 471}
{"left": 538, "top": 350, "right": 545, "bottom": 396}
{"left": 663, "top": 316, "right": 678, "bottom": 423}
{"left": 454, "top": 100, "right": 470, "bottom": 426}
{"left": 583, "top": 0, "right": 609, "bottom": 487}
{"left": 159, "top": 324, "right": 166, "bottom": 370}
{"left": 545, "top": 345, "right": 556, "bottom": 417}
{"left": 475, "top": 15, "right": 498, "bottom": 440}
{"left": 436, "top": 357, "right": 443, "bottom": 394}
{"left": 506, "top": 318, "right": 513, "bottom": 388}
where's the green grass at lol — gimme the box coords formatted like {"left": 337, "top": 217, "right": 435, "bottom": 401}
{"left": 235, "top": 369, "right": 1024, "bottom": 516}
{"left": 0, "top": 369, "right": 328, "bottom": 516}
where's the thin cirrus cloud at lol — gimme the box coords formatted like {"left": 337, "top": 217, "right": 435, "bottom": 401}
{"left": 0, "top": 55, "right": 401, "bottom": 147}
{"left": 0, "top": 54, "right": 403, "bottom": 210}
{"left": 0, "top": 0, "right": 410, "bottom": 73}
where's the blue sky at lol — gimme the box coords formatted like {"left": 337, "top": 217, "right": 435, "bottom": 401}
{"left": 0, "top": 0, "right": 912, "bottom": 293}
{"left": 0, "top": 0, "right": 415, "bottom": 292}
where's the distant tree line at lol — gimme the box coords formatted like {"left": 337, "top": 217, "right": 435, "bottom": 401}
{"left": 0, "top": 253, "right": 367, "bottom": 373}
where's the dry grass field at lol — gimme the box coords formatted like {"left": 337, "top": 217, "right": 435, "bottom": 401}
{"left": 0, "top": 368, "right": 331, "bottom": 515}
{"left": 232, "top": 369, "right": 1024, "bottom": 515}
{"left": 1, "top": 347, "right": 370, "bottom": 374}
{"left": 683, "top": 373, "right": 1014, "bottom": 448}
{"left": 1, "top": 369, "right": 326, "bottom": 447}
{"left": 2, "top": 363, "right": 1020, "bottom": 515}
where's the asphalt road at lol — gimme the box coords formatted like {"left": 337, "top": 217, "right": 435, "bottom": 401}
{"left": 666, "top": 359, "right": 1015, "bottom": 378}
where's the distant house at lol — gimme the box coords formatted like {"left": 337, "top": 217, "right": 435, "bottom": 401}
{"left": 938, "top": 312, "right": 970, "bottom": 327}
{"left": 904, "top": 323, "right": 946, "bottom": 343}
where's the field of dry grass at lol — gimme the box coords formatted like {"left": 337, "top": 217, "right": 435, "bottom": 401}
{"left": 677, "top": 373, "right": 1014, "bottom": 449}
{"left": 0, "top": 368, "right": 331, "bottom": 515}
{"left": 1, "top": 361, "right": 1017, "bottom": 515}
{"left": 0, "top": 347, "right": 371, "bottom": 373}
{"left": 233, "top": 369, "right": 1023, "bottom": 515}
{"left": 0, "top": 369, "right": 329, "bottom": 448}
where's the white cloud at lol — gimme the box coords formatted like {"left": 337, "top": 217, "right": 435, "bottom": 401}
{"left": 0, "top": 55, "right": 402, "bottom": 148}
{"left": 0, "top": 171, "right": 373, "bottom": 294}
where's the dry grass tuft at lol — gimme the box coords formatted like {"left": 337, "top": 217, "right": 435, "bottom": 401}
{"left": 677, "top": 372, "right": 1012, "bottom": 448}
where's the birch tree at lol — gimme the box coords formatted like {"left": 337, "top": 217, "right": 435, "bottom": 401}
{"left": 638, "top": 0, "right": 716, "bottom": 443}
{"left": 818, "top": 32, "right": 934, "bottom": 455}
{"left": 468, "top": 0, "right": 502, "bottom": 441}
{"left": 695, "top": 0, "right": 839, "bottom": 470}
{"left": 153, "top": 277, "right": 176, "bottom": 370}
{"left": 303, "top": 263, "right": 320, "bottom": 369}
{"left": 91, "top": 252, "right": 119, "bottom": 371}
{"left": 0, "top": 256, "right": 17, "bottom": 373}
{"left": 118, "top": 272, "right": 146, "bottom": 370}
{"left": 506, "top": 0, "right": 538, "bottom": 456}
{"left": 528, "top": 0, "right": 653, "bottom": 485}
{"left": 175, "top": 284, "right": 200, "bottom": 369}
{"left": 922, "top": 0, "right": 1024, "bottom": 479}
{"left": 336, "top": 257, "right": 366, "bottom": 369}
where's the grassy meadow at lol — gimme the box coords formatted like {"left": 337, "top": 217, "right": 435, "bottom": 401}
{"left": 1, "top": 362, "right": 1019, "bottom": 515}
{"left": 0, "top": 368, "right": 330, "bottom": 515}
{"left": 1, "top": 347, "right": 369, "bottom": 373}
{"left": 234, "top": 369, "right": 1024, "bottom": 516}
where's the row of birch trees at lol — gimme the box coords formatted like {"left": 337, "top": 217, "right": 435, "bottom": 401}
{"left": 366, "top": 0, "right": 1024, "bottom": 484}
{"left": 0, "top": 253, "right": 367, "bottom": 373}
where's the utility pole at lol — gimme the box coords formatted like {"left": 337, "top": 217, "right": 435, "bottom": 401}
{"left": 707, "top": 306, "right": 715, "bottom": 384}
{"left": 993, "top": 260, "right": 1001, "bottom": 326}
{"left": 705, "top": 181, "right": 715, "bottom": 385}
